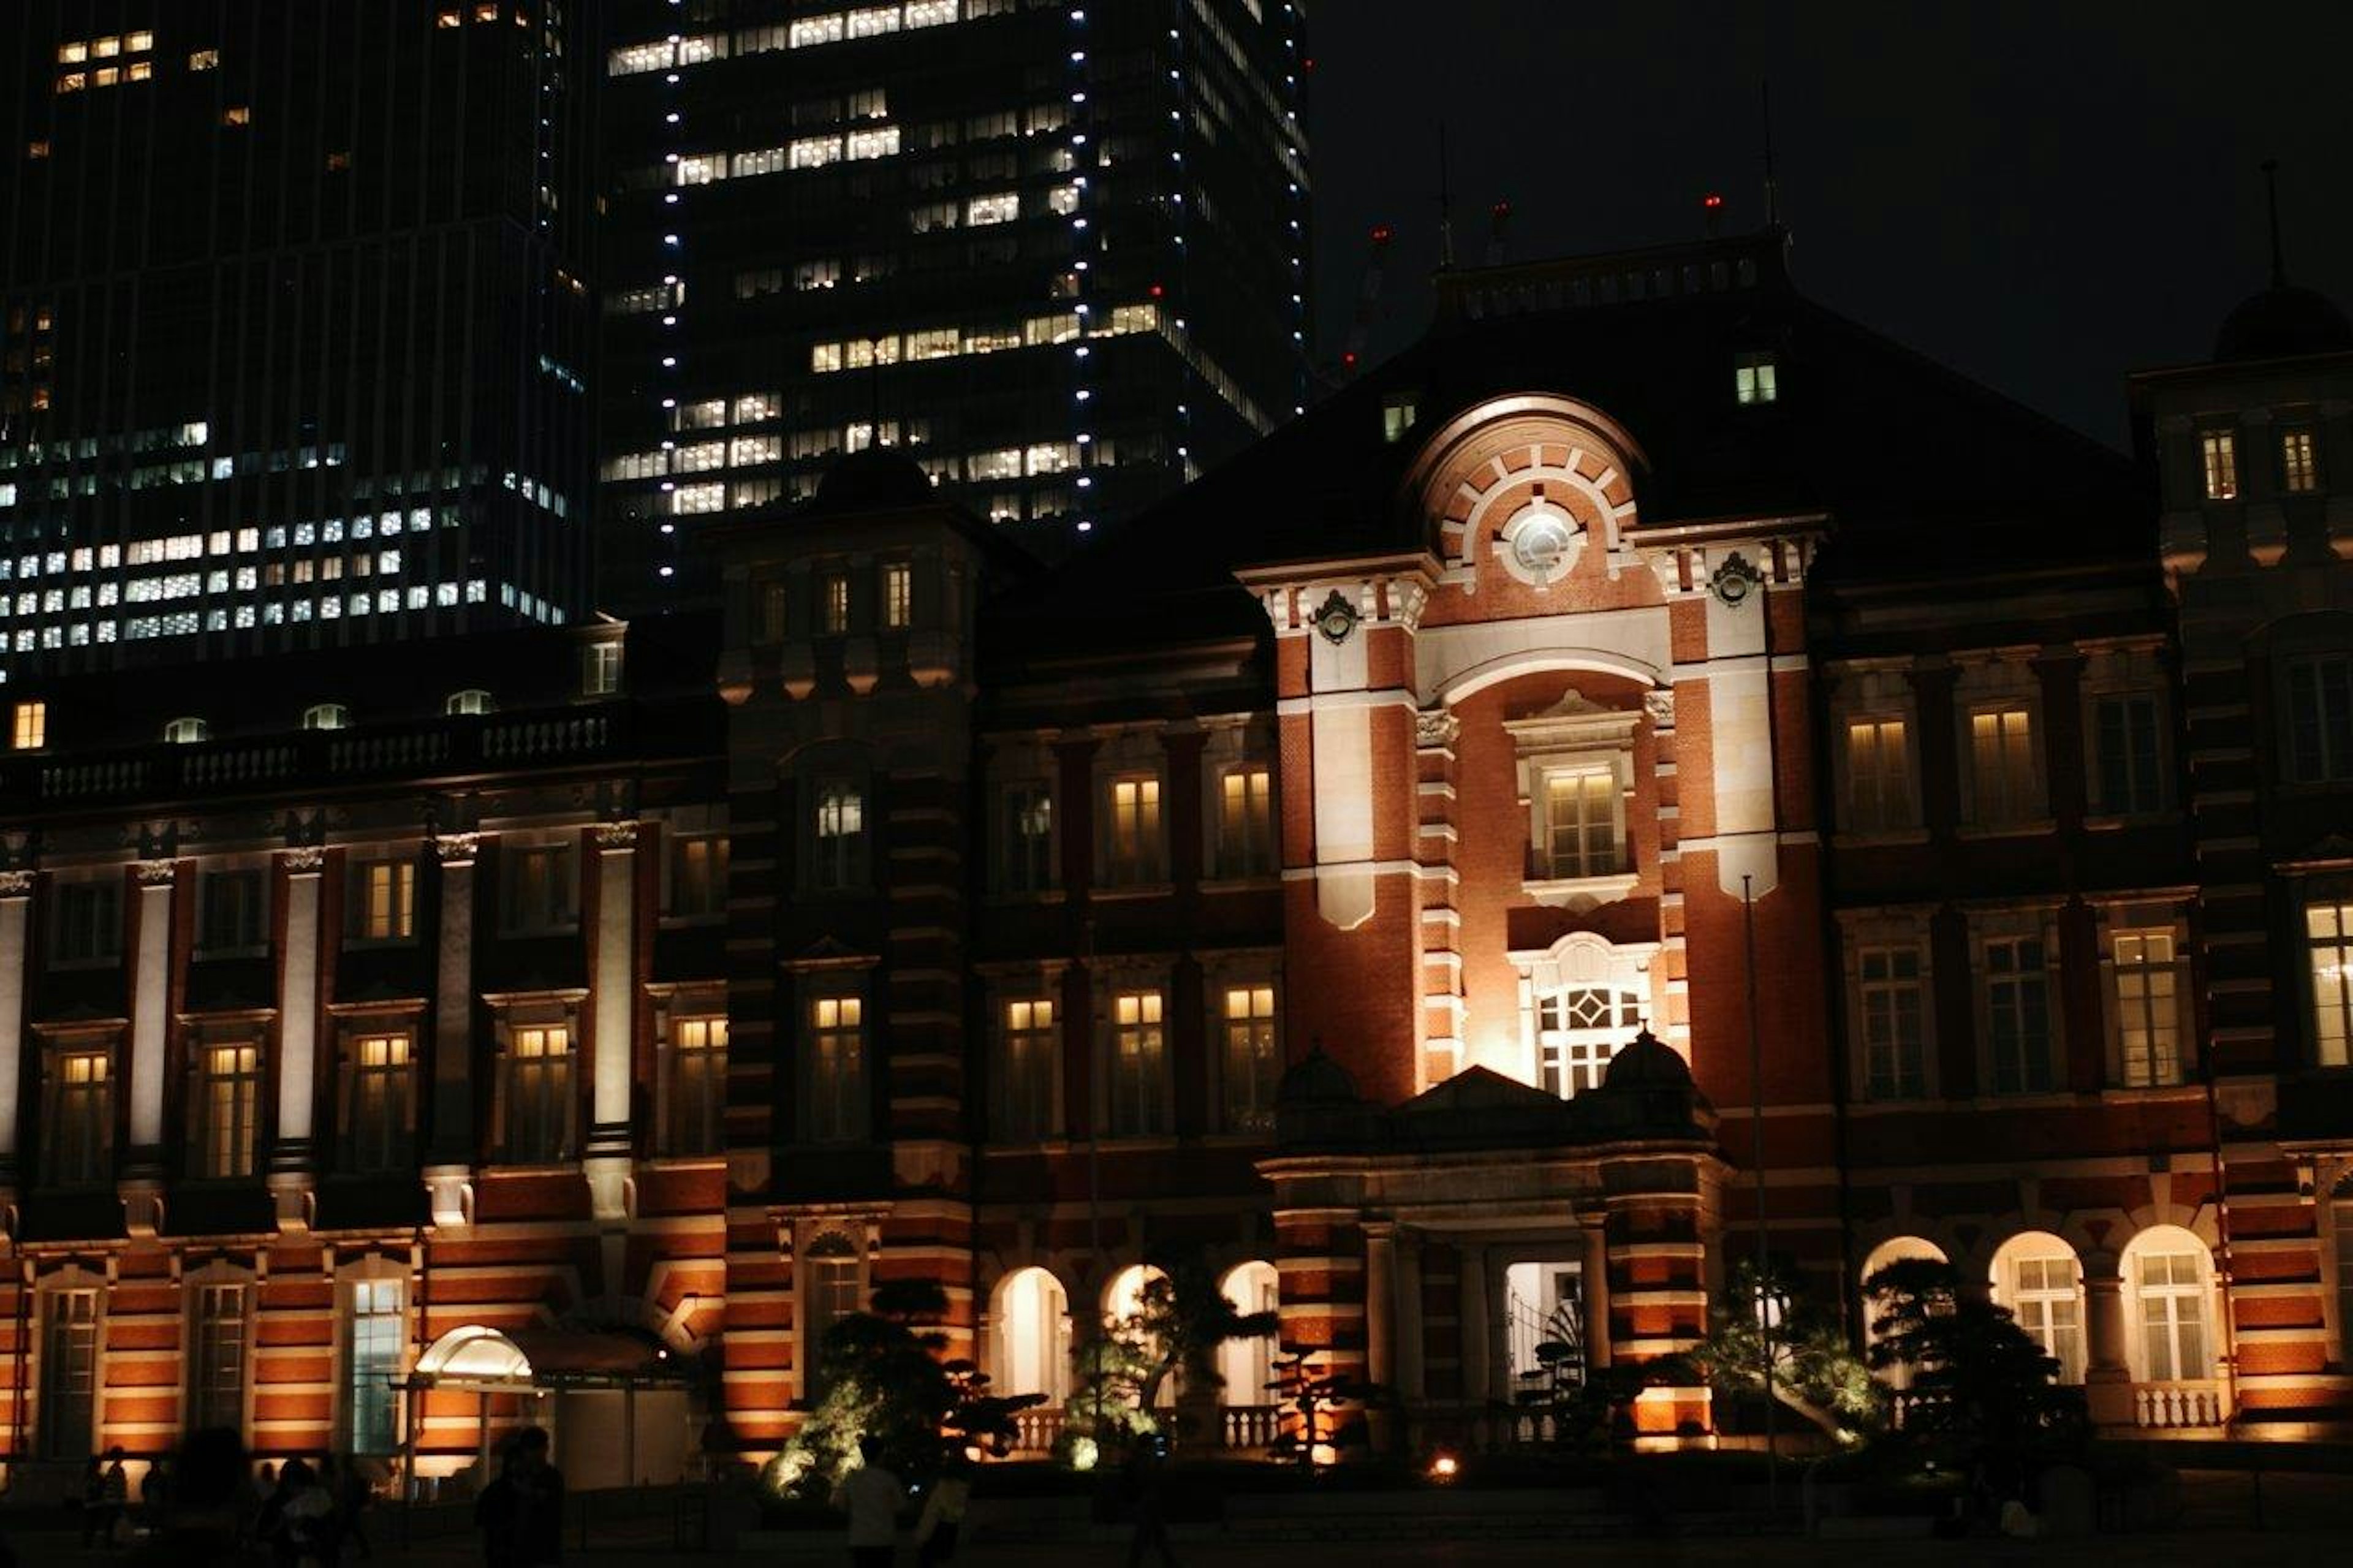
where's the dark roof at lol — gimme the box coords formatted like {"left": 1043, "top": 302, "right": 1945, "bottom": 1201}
{"left": 991, "top": 229, "right": 2142, "bottom": 654}
{"left": 2213, "top": 282, "right": 2353, "bottom": 362}
{"left": 807, "top": 447, "right": 939, "bottom": 516}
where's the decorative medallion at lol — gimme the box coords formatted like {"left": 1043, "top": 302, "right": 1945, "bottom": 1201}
{"left": 1313, "top": 589, "right": 1361, "bottom": 645}
{"left": 1643, "top": 689, "right": 1677, "bottom": 729}
{"left": 1707, "top": 551, "right": 1765, "bottom": 608}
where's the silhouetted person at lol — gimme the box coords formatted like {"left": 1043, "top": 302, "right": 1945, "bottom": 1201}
{"left": 335, "top": 1454, "right": 376, "bottom": 1559}
{"left": 1123, "top": 1437, "right": 1178, "bottom": 1568}
{"left": 97, "top": 1447, "right": 131, "bottom": 1550}
{"left": 474, "top": 1441, "right": 521, "bottom": 1568}
{"left": 829, "top": 1435, "right": 904, "bottom": 1568}
{"left": 79, "top": 1456, "right": 108, "bottom": 1548}
{"left": 914, "top": 1456, "right": 972, "bottom": 1567}
{"left": 265, "top": 1456, "right": 336, "bottom": 1568}
{"left": 508, "top": 1426, "right": 566, "bottom": 1568}
{"left": 126, "top": 1428, "right": 248, "bottom": 1568}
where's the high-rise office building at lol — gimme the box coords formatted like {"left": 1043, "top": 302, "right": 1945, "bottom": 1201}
{"left": 0, "top": 2, "right": 599, "bottom": 688}
{"left": 597, "top": 0, "right": 1310, "bottom": 603}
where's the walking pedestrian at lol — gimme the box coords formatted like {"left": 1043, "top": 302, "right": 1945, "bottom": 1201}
{"left": 473, "top": 1440, "right": 521, "bottom": 1568}
{"left": 507, "top": 1426, "right": 566, "bottom": 1568}
{"left": 914, "top": 1456, "right": 971, "bottom": 1567}
{"left": 829, "top": 1436, "right": 904, "bottom": 1568}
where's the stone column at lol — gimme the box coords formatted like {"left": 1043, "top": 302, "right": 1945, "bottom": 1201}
{"left": 423, "top": 835, "right": 479, "bottom": 1229}
{"left": 2084, "top": 1260, "right": 2134, "bottom": 1427}
{"left": 584, "top": 821, "right": 639, "bottom": 1225}
{"left": 268, "top": 847, "right": 326, "bottom": 1230}
{"left": 0, "top": 870, "right": 30, "bottom": 1181}
{"left": 1580, "top": 1214, "right": 1614, "bottom": 1370}
{"left": 1458, "top": 1243, "right": 1490, "bottom": 1406}
{"left": 121, "top": 860, "right": 177, "bottom": 1235}
{"left": 1394, "top": 1229, "right": 1426, "bottom": 1401}
{"left": 1363, "top": 1222, "right": 1396, "bottom": 1390}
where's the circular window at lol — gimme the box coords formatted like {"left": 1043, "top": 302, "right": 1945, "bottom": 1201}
{"left": 1500, "top": 504, "right": 1582, "bottom": 586}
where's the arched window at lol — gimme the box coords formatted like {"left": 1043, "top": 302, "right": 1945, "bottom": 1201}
{"left": 1102, "top": 1263, "right": 1175, "bottom": 1406}
{"left": 1518, "top": 931, "right": 1657, "bottom": 1097}
{"left": 2121, "top": 1225, "right": 2216, "bottom": 1384}
{"left": 163, "top": 716, "right": 209, "bottom": 744}
{"left": 445, "top": 689, "right": 496, "bottom": 716}
{"left": 1215, "top": 1262, "right": 1279, "bottom": 1407}
{"left": 303, "top": 703, "right": 350, "bottom": 731}
{"left": 1857, "top": 1236, "right": 1947, "bottom": 1347}
{"left": 1989, "top": 1232, "right": 2084, "bottom": 1384}
{"left": 993, "top": 1267, "right": 1071, "bottom": 1406}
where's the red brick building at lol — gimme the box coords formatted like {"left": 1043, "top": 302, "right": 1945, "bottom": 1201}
{"left": 4, "top": 227, "right": 2351, "bottom": 1490}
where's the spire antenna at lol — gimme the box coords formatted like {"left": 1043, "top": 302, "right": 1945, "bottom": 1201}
{"left": 2262, "top": 157, "right": 2287, "bottom": 287}
{"left": 1437, "top": 122, "right": 1456, "bottom": 270}
{"left": 1761, "top": 80, "right": 1779, "bottom": 228}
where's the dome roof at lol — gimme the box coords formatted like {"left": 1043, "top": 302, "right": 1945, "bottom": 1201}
{"left": 2213, "top": 283, "right": 2353, "bottom": 363}
{"left": 808, "top": 448, "right": 936, "bottom": 515}
{"left": 1275, "top": 1045, "right": 1362, "bottom": 1108}
{"left": 1601, "top": 1027, "right": 1692, "bottom": 1091}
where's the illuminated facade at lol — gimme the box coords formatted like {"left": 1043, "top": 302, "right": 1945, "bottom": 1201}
{"left": 597, "top": 0, "right": 1311, "bottom": 605}
{"left": 0, "top": 3, "right": 599, "bottom": 686}
{"left": 4, "top": 228, "right": 2352, "bottom": 1489}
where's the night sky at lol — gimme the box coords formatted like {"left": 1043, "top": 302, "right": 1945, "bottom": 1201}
{"left": 1309, "top": 0, "right": 2353, "bottom": 444}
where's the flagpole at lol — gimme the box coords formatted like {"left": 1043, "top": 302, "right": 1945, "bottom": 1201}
{"left": 1745, "top": 873, "right": 1778, "bottom": 1513}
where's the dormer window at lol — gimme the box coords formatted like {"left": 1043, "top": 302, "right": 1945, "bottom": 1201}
{"left": 445, "top": 689, "right": 495, "bottom": 716}
{"left": 1734, "top": 350, "right": 1778, "bottom": 406}
{"left": 302, "top": 703, "right": 350, "bottom": 731}
{"left": 164, "top": 716, "right": 209, "bottom": 744}
{"left": 1381, "top": 391, "right": 1418, "bottom": 444}
{"left": 583, "top": 641, "right": 623, "bottom": 696}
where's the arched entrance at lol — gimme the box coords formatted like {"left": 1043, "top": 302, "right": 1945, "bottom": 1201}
{"left": 406, "top": 1324, "right": 696, "bottom": 1494}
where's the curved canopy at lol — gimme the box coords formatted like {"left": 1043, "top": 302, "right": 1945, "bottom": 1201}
{"left": 411, "top": 1323, "right": 686, "bottom": 1390}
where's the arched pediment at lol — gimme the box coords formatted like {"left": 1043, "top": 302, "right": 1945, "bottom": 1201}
{"left": 1399, "top": 394, "right": 1649, "bottom": 588}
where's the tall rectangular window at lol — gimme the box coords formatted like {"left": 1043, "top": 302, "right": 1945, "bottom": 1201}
{"left": 670, "top": 835, "right": 727, "bottom": 918}
{"left": 820, "top": 570, "right": 850, "bottom": 634}
{"left": 2286, "top": 655, "right": 2353, "bottom": 782}
{"left": 998, "top": 998, "right": 1057, "bottom": 1141}
{"left": 504, "top": 1025, "right": 573, "bottom": 1162}
{"left": 1540, "top": 768, "right": 1620, "bottom": 878}
{"left": 1859, "top": 946, "right": 1927, "bottom": 1099}
{"left": 1105, "top": 775, "right": 1162, "bottom": 884}
{"left": 2200, "top": 430, "right": 2239, "bottom": 500}
{"left": 38, "top": 1288, "right": 97, "bottom": 1458}
{"left": 1216, "top": 767, "right": 1275, "bottom": 878}
{"left": 10, "top": 699, "right": 44, "bottom": 749}
{"left": 188, "top": 1282, "right": 249, "bottom": 1431}
{"left": 1001, "top": 782, "right": 1054, "bottom": 893}
{"left": 346, "top": 1032, "right": 413, "bottom": 1173}
{"left": 1107, "top": 990, "right": 1169, "bottom": 1136}
{"left": 2136, "top": 1250, "right": 2208, "bottom": 1382}
{"left": 1985, "top": 934, "right": 2055, "bottom": 1094}
{"left": 53, "top": 880, "right": 121, "bottom": 964}
{"left": 1221, "top": 984, "right": 1281, "bottom": 1134}
{"left": 583, "top": 642, "right": 624, "bottom": 696}
{"left": 195, "top": 1043, "right": 261, "bottom": 1178}
{"left": 48, "top": 1048, "right": 112, "bottom": 1183}
{"left": 1844, "top": 718, "right": 1912, "bottom": 832}
{"left": 2094, "top": 694, "right": 2165, "bottom": 815}
{"left": 808, "top": 997, "right": 865, "bottom": 1142}
{"left": 345, "top": 1279, "right": 404, "bottom": 1455}
{"left": 350, "top": 860, "right": 416, "bottom": 942}
{"left": 2282, "top": 428, "right": 2319, "bottom": 493}
{"left": 1734, "top": 350, "right": 1778, "bottom": 405}
{"left": 667, "top": 1015, "right": 727, "bottom": 1153}
{"left": 2114, "top": 931, "right": 2182, "bottom": 1087}
{"left": 199, "top": 868, "right": 267, "bottom": 952}
{"left": 803, "top": 1241, "right": 862, "bottom": 1399}
{"left": 1968, "top": 705, "right": 2039, "bottom": 825}
{"left": 813, "top": 783, "right": 866, "bottom": 890}
{"left": 881, "top": 562, "right": 912, "bottom": 629}
{"left": 503, "top": 844, "right": 575, "bottom": 933}
{"left": 2308, "top": 900, "right": 2353, "bottom": 1069}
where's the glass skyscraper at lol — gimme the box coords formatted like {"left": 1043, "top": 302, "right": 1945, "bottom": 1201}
{"left": 597, "top": 0, "right": 1310, "bottom": 604}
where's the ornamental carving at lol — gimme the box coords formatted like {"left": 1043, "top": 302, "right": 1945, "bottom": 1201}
{"left": 1313, "top": 589, "right": 1360, "bottom": 645}
{"left": 434, "top": 833, "right": 482, "bottom": 865}
{"left": 281, "top": 846, "right": 327, "bottom": 874}
{"left": 1415, "top": 709, "right": 1461, "bottom": 749}
{"left": 594, "top": 820, "right": 641, "bottom": 850}
{"left": 1707, "top": 551, "right": 1765, "bottom": 608}
{"left": 134, "top": 860, "right": 180, "bottom": 888}
{"left": 0, "top": 870, "right": 33, "bottom": 897}
{"left": 1643, "top": 689, "right": 1676, "bottom": 729}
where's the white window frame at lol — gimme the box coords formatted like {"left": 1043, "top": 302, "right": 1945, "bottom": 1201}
{"left": 2306, "top": 895, "right": 2353, "bottom": 1069}
{"left": 809, "top": 779, "right": 868, "bottom": 892}
{"left": 42, "top": 1032, "right": 118, "bottom": 1185}
{"left": 1202, "top": 722, "right": 1276, "bottom": 882}
{"left": 2100, "top": 902, "right": 2189, "bottom": 1088}
{"left": 1512, "top": 932, "right": 1659, "bottom": 1099}
{"left": 189, "top": 1027, "right": 264, "bottom": 1179}
{"left": 184, "top": 1266, "right": 256, "bottom": 1434}
{"left": 1099, "top": 977, "right": 1172, "bottom": 1138}
{"left": 805, "top": 990, "right": 867, "bottom": 1144}
{"left": 1207, "top": 963, "right": 1282, "bottom": 1134}
{"left": 36, "top": 1275, "right": 102, "bottom": 1460}
{"left": 1097, "top": 760, "right": 1165, "bottom": 888}
{"left": 338, "top": 1260, "right": 409, "bottom": 1456}
{"left": 2126, "top": 1237, "right": 2215, "bottom": 1385}
{"left": 1972, "top": 909, "right": 2063, "bottom": 1096}
{"left": 1507, "top": 695, "right": 1640, "bottom": 907}
{"left": 339, "top": 1019, "right": 417, "bottom": 1175}
{"left": 797, "top": 1227, "right": 868, "bottom": 1404}
{"left": 1841, "top": 909, "right": 1935, "bottom": 1102}
{"left": 1993, "top": 1238, "right": 2086, "bottom": 1384}
{"left": 2200, "top": 429, "right": 2238, "bottom": 501}
{"left": 492, "top": 1001, "right": 579, "bottom": 1164}
{"left": 348, "top": 854, "right": 418, "bottom": 943}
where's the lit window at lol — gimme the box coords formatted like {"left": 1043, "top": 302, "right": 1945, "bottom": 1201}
{"left": 1107, "top": 990, "right": 1169, "bottom": 1136}
{"left": 10, "top": 700, "right": 45, "bottom": 749}
{"left": 1966, "top": 704, "right": 2039, "bottom": 825}
{"left": 1382, "top": 393, "right": 1417, "bottom": 444}
{"left": 1984, "top": 933, "right": 2055, "bottom": 1094}
{"left": 190, "top": 49, "right": 220, "bottom": 70}
{"left": 997, "top": 997, "right": 1057, "bottom": 1140}
{"left": 303, "top": 702, "right": 350, "bottom": 731}
{"left": 91, "top": 36, "right": 119, "bottom": 58}
{"left": 126, "top": 61, "right": 151, "bottom": 82}
{"left": 2134, "top": 1248, "right": 2209, "bottom": 1382}
{"left": 2200, "top": 430, "right": 2238, "bottom": 500}
{"left": 812, "top": 782, "right": 865, "bottom": 890}
{"left": 58, "top": 43, "right": 88, "bottom": 63}
{"left": 820, "top": 570, "right": 850, "bottom": 634}
{"left": 2286, "top": 655, "right": 2353, "bottom": 782}
{"left": 1221, "top": 983, "right": 1280, "bottom": 1133}
{"left": 188, "top": 1282, "right": 250, "bottom": 1430}
{"left": 881, "top": 562, "right": 912, "bottom": 629}
{"left": 2092, "top": 693, "right": 2164, "bottom": 815}
{"left": 2308, "top": 900, "right": 2353, "bottom": 1069}
{"left": 346, "top": 1031, "right": 414, "bottom": 1173}
{"left": 1000, "top": 782, "right": 1053, "bottom": 893}
{"left": 1843, "top": 717, "right": 1912, "bottom": 833}
{"left": 326, "top": 150, "right": 350, "bottom": 172}
{"left": 56, "top": 72, "right": 86, "bottom": 93}
{"left": 1533, "top": 985, "right": 1639, "bottom": 1097}
{"left": 1735, "top": 350, "right": 1778, "bottom": 405}
{"left": 445, "top": 688, "right": 495, "bottom": 715}
{"left": 503, "top": 1023, "right": 573, "bottom": 1162}
{"left": 1104, "top": 775, "right": 1162, "bottom": 884}
{"left": 350, "top": 860, "right": 416, "bottom": 942}
{"left": 583, "top": 641, "right": 623, "bottom": 696}
{"left": 47, "top": 1046, "right": 115, "bottom": 1183}
{"left": 344, "top": 1279, "right": 405, "bottom": 1453}
{"left": 667, "top": 1014, "right": 728, "bottom": 1154}
{"left": 1217, "top": 765, "right": 1274, "bottom": 877}
{"left": 670, "top": 835, "right": 727, "bottom": 918}
{"left": 2113, "top": 928, "right": 2182, "bottom": 1088}
{"left": 808, "top": 996, "right": 865, "bottom": 1142}
{"left": 126, "top": 31, "right": 153, "bottom": 51}
{"left": 1539, "top": 767, "right": 1621, "bottom": 879}
{"left": 164, "top": 716, "right": 210, "bottom": 744}
{"left": 2001, "top": 1247, "right": 2085, "bottom": 1383}
{"left": 966, "top": 192, "right": 1019, "bottom": 226}
{"left": 2282, "top": 428, "right": 2319, "bottom": 493}
{"left": 1858, "top": 945, "right": 1927, "bottom": 1099}
{"left": 502, "top": 845, "right": 575, "bottom": 932}
{"left": 222, "top": 105, "right": 251, "bottom": 126}
{"left": 194, "top": 1043, "right": 262, "bottom": 1178}
{"left": 28, "top": 141, "right": 50, "bottom": 159}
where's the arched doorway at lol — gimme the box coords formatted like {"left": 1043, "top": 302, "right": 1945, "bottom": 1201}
{"left": 993, "top": 1267, "right": 1072, "bottom": 1406}
{"left": 2120, "top": 1225, "right": 2218, "bottom": 1385}
{"left": 1214, "top": 1262, "right": 1279, "bottom": 1406}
